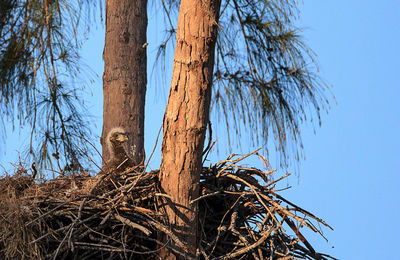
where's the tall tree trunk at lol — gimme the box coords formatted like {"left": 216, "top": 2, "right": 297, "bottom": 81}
{"left": 159, "top": 0, "right": 221, "bottom": 258}
{"left": 101, "top": 0, "right": 147, "bottom": 166}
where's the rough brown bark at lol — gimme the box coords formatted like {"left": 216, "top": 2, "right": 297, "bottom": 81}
{"left": 159, "top": 0, "right": 221, "bottom": 258}
{"left": 101, "top": 0, "right": 147, "bottom": 166}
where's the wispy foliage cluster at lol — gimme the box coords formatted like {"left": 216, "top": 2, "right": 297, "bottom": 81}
{"left": 159, "top": 0, "right": 331, "bottom": 167}
{"left": 0, "top": 0, "right": 99, "bottom": 172}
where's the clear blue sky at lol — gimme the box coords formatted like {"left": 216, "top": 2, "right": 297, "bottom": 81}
{"left": 1, "top": 1, "right": 399, "bottom": 259}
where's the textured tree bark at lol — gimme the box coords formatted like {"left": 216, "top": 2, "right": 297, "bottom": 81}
{"left": 101, "top": 0, "right": 147, "bottom": 166}
{"left": 159, "top": 0, "right": 221, "bottom": 258}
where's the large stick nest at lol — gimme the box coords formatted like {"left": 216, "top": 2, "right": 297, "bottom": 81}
{"left": 0, "top": 152, "right": 336, "bottom": 260}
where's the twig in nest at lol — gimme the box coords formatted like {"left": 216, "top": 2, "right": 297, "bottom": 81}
{"left": 114, "top": 214, "right": 151, "bottom": 236}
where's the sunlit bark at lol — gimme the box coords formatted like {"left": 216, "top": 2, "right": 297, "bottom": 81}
{"left": 159, "top": 0, "right": 221, "bottom": 258}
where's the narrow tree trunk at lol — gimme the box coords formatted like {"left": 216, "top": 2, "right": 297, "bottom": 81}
{"left": 159, "top": 0, "right": 221, "bottom": 258}
{"left": 101, "top": 0, "right": 147, "bottom": 166}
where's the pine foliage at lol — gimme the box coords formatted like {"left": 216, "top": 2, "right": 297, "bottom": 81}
{"left": 0, "top": 0, "right": 99, "bottom": 172}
